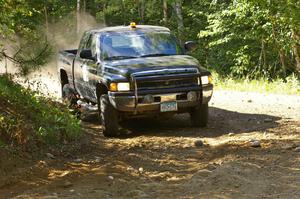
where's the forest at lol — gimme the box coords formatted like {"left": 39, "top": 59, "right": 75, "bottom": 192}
{"left": 1, "top": 1, "right": 300, "bottom": 198}
{"left": 0, "top": 0, "right": 299, "bottom": 79}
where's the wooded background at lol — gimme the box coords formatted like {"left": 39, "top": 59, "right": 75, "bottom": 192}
{"left": 0, "top": 0, "right": 299, "bottom": 79}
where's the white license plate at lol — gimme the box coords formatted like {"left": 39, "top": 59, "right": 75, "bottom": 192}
{"left": 161, "top": 94, "right": 177, "bottom": 102}
{"left": 160, "top": 101, "right": 178, "bottom": 112}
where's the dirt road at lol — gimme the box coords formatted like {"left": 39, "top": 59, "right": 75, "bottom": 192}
{"left": 1, "top": 90, "right": 300, "bottom": 199}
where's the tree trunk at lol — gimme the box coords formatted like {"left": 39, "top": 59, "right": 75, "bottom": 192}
{"left": 141, "top": 0, "right": 145, "bottom": 24}
{"left": 139, "top": 0, "right": 145, "bottom": 23}
{"left": 77, "top": 0, "right": 81, "bottom": 35}
{"left": 279, "top": 49, "right": 287, "bottom": 77}
{"left": 293, "top": 30, "right": 300, "bottom": 74}
{"left": 174, "top": 0, "right": 184, "bottom": 43}
{"left": 5, "top": 56, "right": 8, "bottom": 74}
{"left": 258, "top": 37, "right": 266, "bottom": 72}
{"left": 44, "top": 5, "right": 48, "bottom": 39}
{"left": 271, "top": 23, "right": 286, "bottom": 76}
{"left": 83, "top": 0, "right": 86, "bottom": 13}
{"left": 163, "top": 0, "right": 168, "bottom": 25}
{"left": 103, "top": 3, "right": 107, "bottom": 26}
{"left": 83, "top": 0, "right": 86, "bottom": 26}
{"left": 121, "top": 0, "right": 126, "bottom": 25}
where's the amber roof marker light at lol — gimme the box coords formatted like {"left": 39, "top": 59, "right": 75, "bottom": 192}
{"left": 130, "top": 22, "right": 137, "bottom": 29}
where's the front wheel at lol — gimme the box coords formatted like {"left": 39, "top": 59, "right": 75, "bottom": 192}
{"left": 100, "top": 94, "right": 120, "bottom": 137}
{"left": 190, "top": 103, "right": 209, "bottom": 127}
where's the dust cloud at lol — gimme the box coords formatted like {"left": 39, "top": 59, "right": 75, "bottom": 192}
{"left": 1, "top": 12, "right": 105, "bottom": 99}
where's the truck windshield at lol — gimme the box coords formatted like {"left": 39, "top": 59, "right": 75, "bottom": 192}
{"left": 100, "top": 31, "right": 183, "bottom": 60}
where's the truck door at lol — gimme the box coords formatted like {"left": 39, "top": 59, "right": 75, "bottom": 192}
{"left": 74, "top": 32, "right": 99, "bottom": 103}
{"left": 74, "top": 32, "right": 90, "bottom": 98}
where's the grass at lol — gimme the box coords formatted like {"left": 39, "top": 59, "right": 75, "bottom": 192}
{"left": 0, "top": 74, "right": 82, "bottom": 146}
{"left": 212, "top": 72, "right": 300, "bottom": 95}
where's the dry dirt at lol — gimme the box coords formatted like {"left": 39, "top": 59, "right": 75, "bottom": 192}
{"left": 0, "top": 90, "right": 300, "bottom": 199}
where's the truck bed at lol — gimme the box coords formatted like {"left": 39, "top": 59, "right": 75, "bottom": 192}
{"left": 59, "top": 49, "right": 77, "bottom": 60}
{"left": 57, "top": 49, "right": 78, "bottom": 87}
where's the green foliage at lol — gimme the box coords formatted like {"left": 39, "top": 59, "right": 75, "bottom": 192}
{"left": 9, "top": 36, "right": 53, "bottom": 76}
{"left": 91, "top": 0, "right": 299, "bottom": 79}
{"left": 95, "top": 0, "right": 163, "bottom": 26}
{"left": 0, "top": 75, "right": 81, "bottom": 145}
{"left": 199, "top": 0, "right": 300, "bottom": 79}
{"left": 213, "top": 72, "right": 300, "bottom": 95}
{"left": 0, "top": 0, "right": 76, "bottom": 76}
{"left": 1, "top": 0, "right": 299, "bottom": 80}
{"left": 0, "top": 0, "right": 77, "bottom": 36}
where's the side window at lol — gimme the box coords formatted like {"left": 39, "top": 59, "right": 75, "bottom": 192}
{"left": 85, "top": 35, "right": 92, "bottom": 49}
{"left": 78, "top": 32, "right": 90, "bottom": 52}
{"left": 91, "top": 36, "right": 97, "bottom": 56}
{"left": 85, "top": 34, "right": 97, "bottom": 57}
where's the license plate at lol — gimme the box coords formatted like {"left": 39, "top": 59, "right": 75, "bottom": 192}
{"left": 161, "top": 94, "right": 177, "bottom": 102}
{"left": 160, "top": 101, "right": 178, "bottom": 112}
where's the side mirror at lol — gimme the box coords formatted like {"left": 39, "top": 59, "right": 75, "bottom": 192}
{"left": 80, "top": 49, "right": 95, "bottom": 60}
{"left": 184, "top": 41, "right": 197, "bottom": 52}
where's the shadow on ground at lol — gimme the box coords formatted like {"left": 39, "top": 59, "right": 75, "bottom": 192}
{"left": 84, "top": 107, "right": 281, "bottom": 138}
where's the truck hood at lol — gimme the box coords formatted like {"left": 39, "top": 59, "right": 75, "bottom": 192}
{"left": 103, "top": 55, "right": 209, "bottom": 77}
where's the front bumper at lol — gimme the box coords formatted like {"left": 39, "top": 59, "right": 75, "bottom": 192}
{"left": 108, "top": 84, "right": 213, "bottom": 113}
{"left": 202, "top": 84, "right": 213, "bottom": 104}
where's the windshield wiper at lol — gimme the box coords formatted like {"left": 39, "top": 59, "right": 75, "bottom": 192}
{"left": 139, "top": 53, "right": 172, "bottom": 58}
{"left": 104, "top": 56, "right": 138, "bottom": 60}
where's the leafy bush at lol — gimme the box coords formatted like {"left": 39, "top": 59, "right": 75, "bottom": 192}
{"left": 198, "top": 0, "right": 299, "bottom": 79}
{"left": 0, "top": 75, "right": 81, "bottom": 145}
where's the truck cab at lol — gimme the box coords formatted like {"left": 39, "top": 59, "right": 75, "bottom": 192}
{"left": 58, "top": 23, "right": 213, "bottom": 136}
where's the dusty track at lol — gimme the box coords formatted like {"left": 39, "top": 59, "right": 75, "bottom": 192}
{"left": 0, "top": 90, "right": 300, "bottom": 199}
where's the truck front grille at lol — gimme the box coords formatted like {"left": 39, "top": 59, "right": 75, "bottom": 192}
{"left": 137, "top": 77, "right": 198, "bottom": 90}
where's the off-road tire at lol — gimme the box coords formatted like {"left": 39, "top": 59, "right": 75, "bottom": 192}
{"left": 190, "top": 103, "right": 208, "bottom": 127}
{"left": 97, "top": 95, "right": 102, "bottom": 124}
{"left": 100, "top": 94, "right": 119, "bottom": 137}
{"left": 62, "top": 84, "right": 77, "bottom": 107}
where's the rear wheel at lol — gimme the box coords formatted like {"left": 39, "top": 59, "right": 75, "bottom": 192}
{"left": 190, "top": 103, "right": 208, "bottom": 127}
{"left": 97, "top": 94, "right": 102, "bottom": 124}
{"left": 62, "top": 84, "right": 80, "bottom": 117}
{"left": 62, "top": 84, "right": 77, "bottom": 107}
{"left": 100, "top": 94, "right": 119, "bottom": 137}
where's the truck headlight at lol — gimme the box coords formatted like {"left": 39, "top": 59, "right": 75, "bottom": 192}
{"left": 110, "top": 82, "right": 130, "bottom": 91}
{"left": 200, "top": 75, "right": 212, "bottom": 85}
{"left": 117, "top": 82, "right": 130, "bottom": 91}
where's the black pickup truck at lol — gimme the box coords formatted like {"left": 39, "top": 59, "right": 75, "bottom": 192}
{"left": 57, "top": 24, "right": 213, "bottom": 136}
